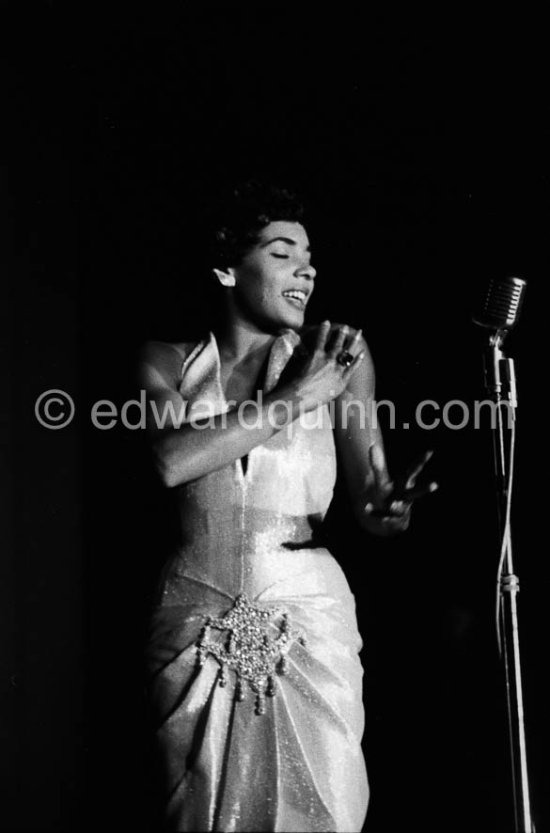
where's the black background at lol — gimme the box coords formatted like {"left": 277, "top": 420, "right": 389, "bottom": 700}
{"left": 2, "top": 5, "right": 549, "bottom": 832}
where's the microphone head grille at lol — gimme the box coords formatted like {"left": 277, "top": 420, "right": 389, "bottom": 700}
{"left": 472, "top": 276, "right": 526, "bottom": 330}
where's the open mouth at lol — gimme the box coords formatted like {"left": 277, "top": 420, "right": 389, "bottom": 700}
{"left": 282, "top": 290, "right": 308, "bottom": 310}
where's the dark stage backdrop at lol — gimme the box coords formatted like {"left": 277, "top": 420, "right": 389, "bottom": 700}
{"left": 3, "top": 7, "right": 548, "bottom": 833}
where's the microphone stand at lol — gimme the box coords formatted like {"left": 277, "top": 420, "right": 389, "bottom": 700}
{"left": 483, "top": 331, "right": 535, "bottom": 833}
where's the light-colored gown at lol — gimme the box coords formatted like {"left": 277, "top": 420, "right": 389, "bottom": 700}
{"left": 146, "top": 329, "right": 369, "bottom": 832}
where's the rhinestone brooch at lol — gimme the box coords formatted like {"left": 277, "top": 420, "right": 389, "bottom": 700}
{"left": 195, "top": 593, "right": 306, "bottom": 715}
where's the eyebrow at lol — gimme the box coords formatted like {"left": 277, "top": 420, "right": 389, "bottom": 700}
{"left": 260, "top": 236, "right": 311, "bottom": 252}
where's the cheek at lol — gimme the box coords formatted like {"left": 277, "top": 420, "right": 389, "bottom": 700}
{"left": 236, "top": 262, "right": 285, "bottom": 307}
{"left": 237, "top": 276, "right": 275, "bottom": 308}
{"left": 250, "top": 273, "right": 282, "bottom": 302}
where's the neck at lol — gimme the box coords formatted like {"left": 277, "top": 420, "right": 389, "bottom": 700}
{"left": 214, "top": 310, "right": 281, "bottom": 363}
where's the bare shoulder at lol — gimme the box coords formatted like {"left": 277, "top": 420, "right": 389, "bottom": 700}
{"left": 137, "top": 339, "right": 198, "bottom": 387}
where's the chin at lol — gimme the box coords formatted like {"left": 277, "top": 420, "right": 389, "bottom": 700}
{"left": 259, "top": 314, "right": 303, "bottom": 335}
{"left": 281, "top": 309, "right": 306, "bottom": 331}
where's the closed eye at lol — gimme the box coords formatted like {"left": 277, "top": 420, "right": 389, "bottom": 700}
{"left": 271, "top": 253, "right": 289, "bottom": 259}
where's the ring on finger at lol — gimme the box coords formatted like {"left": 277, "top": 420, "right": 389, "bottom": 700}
{"left": 336, "top": 351, "right": 354, "bottom": 368}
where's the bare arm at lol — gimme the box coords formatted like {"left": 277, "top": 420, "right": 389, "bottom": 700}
{"left": 138, "top": 325, "right": 364, "bottom": 488}
{"left": 334, "top": 330, "right": 437, "bottom": 536}
{"left": 334, "top": 333, "right": 384, "bottom": 506}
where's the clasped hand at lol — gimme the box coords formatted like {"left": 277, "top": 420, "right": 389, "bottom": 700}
{"left": 276, "top": 321, "right": 364, "bottom": 411}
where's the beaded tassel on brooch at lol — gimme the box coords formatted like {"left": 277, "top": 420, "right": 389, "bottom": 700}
{"left": 195, "top": 594, "right": 306, "bottom": 716}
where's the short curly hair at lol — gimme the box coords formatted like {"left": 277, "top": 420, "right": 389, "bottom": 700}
{"left": 210, "top": 180, "right": 305, "bottom": 269}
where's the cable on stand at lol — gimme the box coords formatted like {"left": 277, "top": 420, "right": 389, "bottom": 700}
{"left": 473, "top": 276, "right": 535, "bottom": 833}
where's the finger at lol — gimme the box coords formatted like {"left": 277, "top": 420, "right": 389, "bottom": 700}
{"left": 385, "top": 514, "right": 411, "bottom": 532}
{"left": 315, "top": 320, "right": 332, "bottom": 352}
{"left": 388, "top": 499, "right": 410, "bottom": 516}
{"left": 343, "top": 349, "right": 365, "bottom": 377}
{"left": 396, "top": 450, "right": 434, "bottom": 493}
{"left": 346, "top": 327, "right": 363, "bottom": 353}
{"left": 384, "top": 511, "right": 412, "bottom": 527}
{"left": 328, "top": 324, "right": 349, "bottom": 358}
{"left": 365, "top": 499, "right": 411, "bottom": 518}
{"left": 364, "top": 506, "right": 411, "bottom": 533}
{"left": 401, "top": 481, "right": 439, "bottom": 502}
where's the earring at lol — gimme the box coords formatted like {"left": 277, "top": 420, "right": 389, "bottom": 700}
{"left": 213, "top": 268, "right": 236, "bottom": 288}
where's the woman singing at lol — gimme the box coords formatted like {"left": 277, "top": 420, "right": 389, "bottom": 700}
{"left": 138, "top": 181, "right": 436, "bottom": 832}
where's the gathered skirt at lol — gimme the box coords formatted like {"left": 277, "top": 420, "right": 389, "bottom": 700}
{"left": 146, "top": 551, "right": 369, "bottom": 832}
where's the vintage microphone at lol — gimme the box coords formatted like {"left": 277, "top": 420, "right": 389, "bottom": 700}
{"left": 473, "top": 276, "right": 525, "bottom": 411}
{"left": 472, "top": 276, "right": 535, "bottom": 833}
{"left": 473, "top": 276, "right": 526, "bottom": 330}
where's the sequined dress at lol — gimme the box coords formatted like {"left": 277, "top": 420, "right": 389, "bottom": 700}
{"left": 146, "top": 330, "right": 369, "bottom": 832}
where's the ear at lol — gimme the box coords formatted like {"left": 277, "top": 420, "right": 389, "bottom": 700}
{"left": 213, "top": 267, "right": 236, "bottom": 288}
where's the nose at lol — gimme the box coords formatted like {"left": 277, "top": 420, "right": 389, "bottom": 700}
{"left": 295, "top": 260, "right": 316, "bottom": 281}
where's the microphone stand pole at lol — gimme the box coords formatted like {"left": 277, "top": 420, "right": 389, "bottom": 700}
{"left": 484, "top": 332, "right": 535, "bottom": 833}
